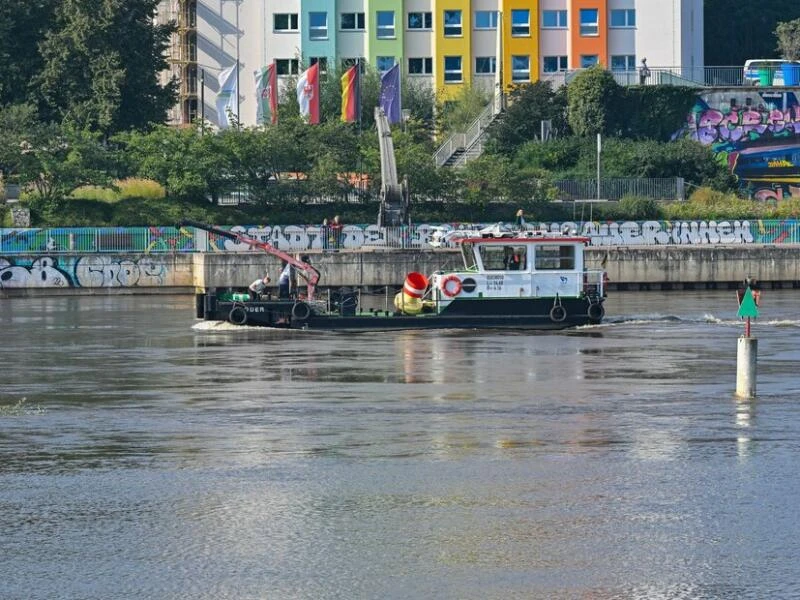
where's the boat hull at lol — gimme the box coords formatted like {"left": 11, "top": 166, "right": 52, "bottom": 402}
{"left": 196, "top": 292, "right": 605, "bottom": 331}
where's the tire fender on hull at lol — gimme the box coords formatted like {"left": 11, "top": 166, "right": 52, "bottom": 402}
{"left": 229, "top": 304, "right": 248, "bottom": 325}
{"left": 550, "top": 305, "right": 567, "bottom": 323}
{"left": 587, "top": 302, "right": 604, "bottom": 321}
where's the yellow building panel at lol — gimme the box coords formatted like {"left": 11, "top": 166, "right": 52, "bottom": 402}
{"left": 501, "top": 0, "right": 539, "bottom": 86}
{"left": 435, "top": 0, "right": 472, "bottom": 99}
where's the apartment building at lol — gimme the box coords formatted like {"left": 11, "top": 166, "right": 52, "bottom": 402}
{"left": 158, "top": 0, "right": 703, "bottom": 127}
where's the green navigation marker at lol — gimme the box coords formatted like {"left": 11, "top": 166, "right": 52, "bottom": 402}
{"left": 737, "top": 287, "right": 759, "bottom": 319}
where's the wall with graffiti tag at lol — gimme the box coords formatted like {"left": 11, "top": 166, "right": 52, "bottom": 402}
{"left": 0, "top": 255, "right": 193, "bottom": 289}
{"left": 680, "top": 91, "right": 800, "bottom": 201}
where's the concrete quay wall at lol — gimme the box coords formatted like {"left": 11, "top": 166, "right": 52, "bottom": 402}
{"left": 1, "top": 246, "right": 798, "bottom": 297}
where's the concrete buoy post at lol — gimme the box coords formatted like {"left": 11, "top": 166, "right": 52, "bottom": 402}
{"left": 736, "top": 335, "right": 757, "bottom": 399}
{"left": 735, "top": 283, "right": 760, "bottom": 399}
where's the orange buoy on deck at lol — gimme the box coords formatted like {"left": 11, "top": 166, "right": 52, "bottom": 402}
{"left": 403, "top": 272, "right": 429, "bottom": 299}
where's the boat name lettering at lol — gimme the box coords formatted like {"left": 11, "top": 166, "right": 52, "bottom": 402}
{"left": 246, "top": 306, "right": 265, "bottom": 313}
{"left": 486, "top": 274, "right": 504, "bottom": 291}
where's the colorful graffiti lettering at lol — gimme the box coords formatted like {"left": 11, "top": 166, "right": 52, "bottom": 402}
{"left": 682, "top": 94, "right": 800, "bottom": 201}
{"left": 0, "top": 255, "right": 172, "bottom": 289}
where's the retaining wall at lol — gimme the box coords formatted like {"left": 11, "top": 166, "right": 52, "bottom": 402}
{"left": 2, "top": 246, "right": 798, "bottom": 297}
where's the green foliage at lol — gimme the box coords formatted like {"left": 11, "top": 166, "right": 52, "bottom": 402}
{"left": 620, "top": 86, "right": 699, "bottom": 141}
{"left": 436, "top": 84, "right": 491, "bottom": 138}
{"left": 704, "top": 1, "right": 800, "bottom": 65}
{"left": 485, "top": 81, "right": 569, "bottom": 156}
{"left": 567, "top": 66, "right": 623, "bottom": 137}
{"left": 776, "top": 18, "right": 800, "bottom": 60}
{"left": 34, "top": 0, "right": 175, "bottom": 133}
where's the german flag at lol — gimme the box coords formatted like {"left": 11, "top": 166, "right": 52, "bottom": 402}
{"left": 340, "top": 63, "right": 360, "bottom": 123}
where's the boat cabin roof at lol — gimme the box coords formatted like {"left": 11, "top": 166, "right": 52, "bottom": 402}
{"left": 450, "top": 230, "right": 589, "bottom": 246}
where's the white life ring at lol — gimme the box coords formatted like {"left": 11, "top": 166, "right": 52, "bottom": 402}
{"left": 440, "top": 275, "right": 462, "bottom": 298}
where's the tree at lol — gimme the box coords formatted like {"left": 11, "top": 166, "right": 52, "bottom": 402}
{"left": 485, "top": 81, "right": 569, "bottom": 156}
{"left": 436, "top": 84, "right": 491, "bottom": 138}
{"left": 566, "top": 66, "right": 623, "bottom": 137}
{"left": 775, "top": 18, "right": 800, "bottom": 60}
{"left": 0, "top": 0, "right": 57, "bottom": 107}
{"left": 35, "top": 0, "right": 176, "bottom": 134}
{"left": 704, "top": 1, "right": 800, "bottom": 66}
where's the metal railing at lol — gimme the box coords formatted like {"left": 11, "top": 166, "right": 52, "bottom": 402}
{"left": 552, "top": 178, "right": 685, "bottom": 202}
{"left": 434, "top": 92, "right": 503, "bottom": 167}
{"left": 537, "top": 65, "right": 800, "bottom": 88}
{"left": 3, "top": 220, "right": 800, "bottom": 254}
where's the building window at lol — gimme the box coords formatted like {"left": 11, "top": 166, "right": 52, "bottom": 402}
{"left": 376, "top": 56, "right": 395, "bottom": 72}
{"left": 580, "top": 55, "right": 599, "bottom": 68}
{"left": 276, "top": 58, "right": 300, "bottom": 75}
{"left": 407, "top": 11, "right": 432, "bottom": 30}
{"left": 444, "top": 56, "right": 462, "bottom": 82}
{"left": 309, "top": 56, "right": 328, "bottom": 75}
{"left": 376, "top": 11, "right": 395, "bottom": 38}
{"left": 475, "top": 56, "right": 496, "bottom": 74}
{"left": 610, "top": 9, "right": 635, "bottom": 28}
{"left": 543, "top": 55, "right": 568, "bottom": 72}
{"left": 580, "top": 9, "right": 599, "bottom": 36}
{"left": 308, "top": 12, "right": 328, "bottom": 40}
{"left": 341, "top": 12, "right": 365, "bottom": 31}
{"left": 542, "top": 10, "right": 567, "bottom": 28}
{"left": 512, "top": 55, "right": 530, "bottom": 81}
{"left": 474, "top": 11, "right": 498, "bottom": 30}
{"left": 444, "top": 10, "right": 462, "bottom": 37}
{"left": 274, "top": 13, "right": 299, "bottom": 32}
{"left": 511, "top": 9, "right": 530, "bottom": 36}
{"left": 611, "top": 55, "right": 636, "bottom": 71}
{"left": 341, "top": 57, "right": 366, "bottom": 72}
{"left": 408, "top": 57, "right": 433, "bottom": 75}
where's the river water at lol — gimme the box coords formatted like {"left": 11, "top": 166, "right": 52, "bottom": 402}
{"left": 2, "top": 291, "right": 800, "bottom": 599}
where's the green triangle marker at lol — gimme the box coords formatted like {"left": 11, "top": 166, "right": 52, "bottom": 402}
{"left": 737, "top": 287, "right": 759, "bottom": 319}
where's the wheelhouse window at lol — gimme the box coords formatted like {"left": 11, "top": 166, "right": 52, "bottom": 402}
{"left": 308, "top": 12, "right": 328, "bottom": 40}
{"left": 341, "top": 12, "right": 365, "bottom": 31}
{"left": 511, "top": 9, "right": 530, "bottom": 36}
{"left": 535, "top": 245, "right": 576, "bottom": 270}
{"left": 376, "top": 11, "right": 395, "bottom": 38}
{"left": 580, "top": 9, "right": 599, "bottom": 36}
{"left": 408, "top": 11, "right": 432, "bottom": 30}
{"left": 274, "top": 13, "right": 299, "bottom": 32}
{"left": 444, "top": 10, "right": 462, "bottom": 36}
{"left": 479, "top": 245, "right": 528, "bottom": 271}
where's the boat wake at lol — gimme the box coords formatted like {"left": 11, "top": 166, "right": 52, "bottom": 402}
{"left": 602, "top": 314, "right": 800, "bottom": 328}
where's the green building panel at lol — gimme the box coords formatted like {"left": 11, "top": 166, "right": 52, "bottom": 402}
{"left": 367, "top": 0, "right": 404, "bottom": 72}
{"left": 301, "top": 0, "right": 337, "bottom": 71}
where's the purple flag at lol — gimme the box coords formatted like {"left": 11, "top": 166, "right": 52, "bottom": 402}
{"left": 379, "top": 63, "right": 401, "bottom": 125}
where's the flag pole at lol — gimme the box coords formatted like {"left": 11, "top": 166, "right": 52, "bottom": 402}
{"left": 200, "top": 68, "right": 205, "bottom": 134}
{"left": 235, "top": 0, "right": 240, "bottom": 127}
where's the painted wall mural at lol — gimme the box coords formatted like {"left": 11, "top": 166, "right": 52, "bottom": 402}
{"left": 0, "top": 256, "right": 171, "bottom": 289}
{"left": 682, "top": 92, "right": 800, "bottom": 201}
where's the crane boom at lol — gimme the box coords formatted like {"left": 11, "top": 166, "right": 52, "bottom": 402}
{"left": 375, "top": 107, "right": 410, "bottom": 227}
{"left": 179, "top": 220, "right": 321, "bottom": 301}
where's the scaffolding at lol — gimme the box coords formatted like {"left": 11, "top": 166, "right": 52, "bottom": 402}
{"left": 158, "top": 0, "right": 198, "bottom": 125}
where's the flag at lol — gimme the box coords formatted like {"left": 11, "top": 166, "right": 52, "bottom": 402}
{"left": 340, "top": 64, "right": 360, "bottom": 123}
{"left": 254, "top": 63, "right": 278, "bottom": 125}
{"left": 296, "top": 63, "right": 320, "bottom": 124}
{"left": 379, "top": 63, "right": 401, "bottom": 125}
{"left": 216, "top": 65, "right": 238, "bottom": 129}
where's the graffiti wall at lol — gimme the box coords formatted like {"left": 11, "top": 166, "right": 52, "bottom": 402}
{"left": 0, "top": 255, "right": 189, "bottom": 289}
{"left": 683, "top": 91, "right": 800, "bottom": 201}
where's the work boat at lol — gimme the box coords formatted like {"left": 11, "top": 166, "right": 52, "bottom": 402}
{"left": 186, "top": 221, "right": 607, "bottom": 331}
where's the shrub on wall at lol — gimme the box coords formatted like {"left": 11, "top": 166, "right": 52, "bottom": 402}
{"left": 620, "top": 86, "right": 699, "bottom": 141}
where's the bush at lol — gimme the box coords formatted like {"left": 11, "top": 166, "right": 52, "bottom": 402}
{"left": 71, "top": 186, "right": 121, "bottom": 202}
{"left": 116, "top": 178, "right": 166, "bottom": 200}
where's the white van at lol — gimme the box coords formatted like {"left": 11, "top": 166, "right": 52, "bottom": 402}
{"left": 743, "top": 59, "right": 800, "bottom": 86}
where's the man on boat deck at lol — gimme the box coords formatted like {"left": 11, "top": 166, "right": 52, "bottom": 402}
{"left": 278, "top": 261, "right": 292, "bottom": 299}
{"left": 248, "top": 274, "right": 271, "bottom": 301}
